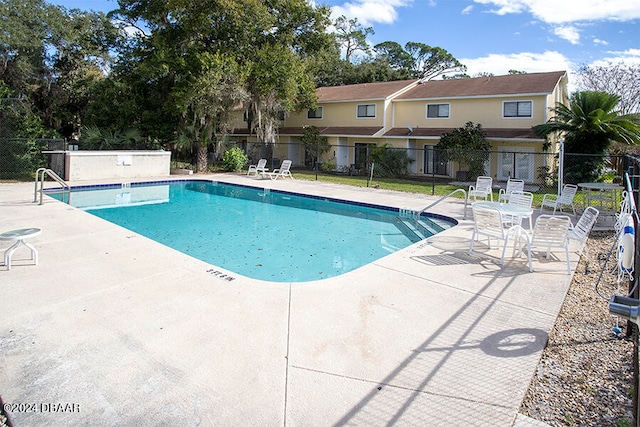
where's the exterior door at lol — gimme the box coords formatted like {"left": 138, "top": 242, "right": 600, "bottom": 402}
{"left": 407, "top": 140, "right": 418, "bottom": 174}
{"left": 354, "top": 143, "right": 374, "bottom": 171}
{"left": 424, "top": 145, "right": 448, "bottom": 176}
{"left": 336, "top": 138, "right": 349, "bottom": 170}
{"left": 288, "top": 138, "right": 302, "bottom": 166}
{"left": 498, "top": 147, "right": 534, "bottom": 182}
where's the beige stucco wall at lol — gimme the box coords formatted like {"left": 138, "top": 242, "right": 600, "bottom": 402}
{"left": 224, "top": 74, "right": 567, "bottom": 182}
{"left": 64, "top": 151, "right": 171, "bottom": 181}
{"left": 285, "top": 100, "right": 385, "bottom": 127}
{"left": 391, "top": 94, "right": 550, "bottom": 129}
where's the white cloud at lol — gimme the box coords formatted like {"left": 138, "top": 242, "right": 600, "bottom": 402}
{"left": 461, "top": 5, "right": 474, "bottom": 15}
{"left": 593, "top": 38, "right": 608, "bottom": 46}
{"left": 460, "top": 51, "right": 572, "bottom": 76}
{"left": 473, "top": 0, "right": 640, "bottom": 24}
{"left": 592, "top": 48, "right": 640, "bottom": 66}
{"left": 554, "top": 26, "right": 581, "bottom": 44}
{"left": 459, "top": 50, "right": 578, "bottom": 91}
{"left": 330, "top": 0, "right": 414, "bottom": 25}
{"left": 474, "top": 0, "right": 527, "bottom": 15}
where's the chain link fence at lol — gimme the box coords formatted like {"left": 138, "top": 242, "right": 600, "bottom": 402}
{"left": 0, "top": 122, "right": 628, "bottom": 204}
{"left": 0, "top": 137, "right": 65, "bottom": 180}
{"left": 235, "top": 141, "right": 629, "bottom": 195}
{"left": 0, "top": 98, "right": 64, "bottom": 180}
{"left": 234, "top": 141, "right": 566, "bottom": 192}
{"left": 563, "top": 152, "right": 626, "bottom": 185}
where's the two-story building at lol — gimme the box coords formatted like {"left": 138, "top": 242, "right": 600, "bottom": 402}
{"left": 229, "top": 70, "right": 569, "bottom": 183}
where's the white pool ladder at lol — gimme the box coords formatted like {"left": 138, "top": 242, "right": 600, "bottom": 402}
{"left": 34, "top": 168, "right": 70, "bottom": 205}
{"left": 416, "top": 188, "right": 468, "bottom": 220}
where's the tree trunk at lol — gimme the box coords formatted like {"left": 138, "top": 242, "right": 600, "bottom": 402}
{"left": 197, "top": 145, "right": 208, "bottom": 173}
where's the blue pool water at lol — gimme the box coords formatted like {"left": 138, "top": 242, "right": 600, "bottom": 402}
{"left": 54, "top": 180, "right": 455, "bottom": 282}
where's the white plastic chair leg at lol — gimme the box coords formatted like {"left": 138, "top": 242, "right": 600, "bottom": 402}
{"left": 4, "top": 239, "right": 38, "bottom": 271}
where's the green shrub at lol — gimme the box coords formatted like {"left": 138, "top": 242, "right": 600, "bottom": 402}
{"left": 301, "top": 125, "right": 330, "bottom": 168}
{"left": 222, "top": 147, "right": 249, "bottom": 171}
{"left": 436, "top": 121, "right": 490, "bottom": 181}
{"left": 321, "top": 161, "right": 336, "bottom": 172}
{"left": 617, "top": 418, "right": 632, "bottom": 427}
{"left": 370, "top": 145, "right": 414, "bottom": 178}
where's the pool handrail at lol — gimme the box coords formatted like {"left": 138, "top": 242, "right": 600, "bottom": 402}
{"left": 417, "top": 188, "right": 468, "bottom": 220}
{"left": 34, "top": 168, "right": 70, "bottom": 205}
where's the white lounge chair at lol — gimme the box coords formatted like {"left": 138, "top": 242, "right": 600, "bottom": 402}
{"left": 540, "top": 184, "right": 578, "bottom": 215}
{"left": 525, "top": 214, "right": 572, "bottom": 274}
{"left": 567, "top": 206, "right": 599, "bottom": 269}
{"left": 469, "top": 205, "right": 529, "bottom": 268}
{"left": 468, "top": 176, "right": 493, "bottom": 202}
{"left": 262, "top": 160, "right": 293, "bottom": 180}
{"left": 498, "top": 178, "right": 525, "bottom": 203}
{"left": 247, "top": 158, "right": 268, "bottom": 176}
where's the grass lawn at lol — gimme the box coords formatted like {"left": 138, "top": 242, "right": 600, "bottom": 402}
{"left": 291, "top": 169, "right": 574, "bottom": 209}
{"left": 293, "top": 169, "right": 460, "bottom": 196}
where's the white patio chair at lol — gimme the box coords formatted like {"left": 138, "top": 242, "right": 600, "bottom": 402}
{"left": 567, "top": 207, "right": 599, "bottom": 269}
{"left": 262, "top": 160, "right": 293, "bottom": 180}
{"left": 526, "top": 214, "right": 572, "bottom": 274}
{"left": 468, "top": 176, "right": 493, "bottom": 202}
{"left": 503, "top": 191, "right": 534, "bottom": 229}
{"left": 540, "top": 184, "right": 578, "bottom": 215}
{"left": 247, "top": 158, "right": 268, "bottom": 176}
{"left": 498, "top": 178, "right": 525, "bottom": 203}
{"left": 469, "top": 205, "right": 530, "bottom": 269}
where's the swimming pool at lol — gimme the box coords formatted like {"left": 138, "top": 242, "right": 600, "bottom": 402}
{"left": 53, "top": 180, "right": 455, "bottom": 282}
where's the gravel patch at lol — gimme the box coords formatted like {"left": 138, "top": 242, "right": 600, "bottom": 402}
{"left": 520, "top": 231, "right": 635, "bottom": 426}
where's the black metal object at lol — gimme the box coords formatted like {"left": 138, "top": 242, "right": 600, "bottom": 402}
{"left": 0, "top": 394, "right": 14, "bottom": 427}
{"left": 610, "top": 296, "right": 640, "bottom": 324}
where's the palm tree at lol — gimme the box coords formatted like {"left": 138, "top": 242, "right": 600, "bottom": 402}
{"left": 534, "top": 91, "right": 640, "bottom": 182}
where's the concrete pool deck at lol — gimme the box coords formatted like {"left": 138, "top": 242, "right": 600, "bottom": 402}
{"left": 0, "top": 174, "right": 577, "bottom": 426}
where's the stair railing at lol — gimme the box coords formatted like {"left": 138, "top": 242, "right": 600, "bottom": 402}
{"left": 34, "top": 168, "right": 70, "bottom": 205}
{"left": 416, "top": 188, "right": 468, "bottom": 220}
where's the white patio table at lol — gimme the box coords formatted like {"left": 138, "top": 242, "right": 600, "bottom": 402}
{"left": 0, "top": 228, "right": 42, "bottom": 270}
{"left": 578, "top": 182, "right": 623, "bottom": 211}
{"left": 472, "top": 201, "right": 533, "bottom": 258}
{"left": 472, "top": 201, "right": 533, "bottom": 226}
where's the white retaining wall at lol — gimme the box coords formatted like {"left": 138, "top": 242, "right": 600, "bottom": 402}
{"left": 63, "top": 151, "right": 171, "bottom": 181}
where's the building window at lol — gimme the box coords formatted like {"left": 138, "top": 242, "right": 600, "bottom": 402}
{"left": 277, "top": 110, "right": 286, "bottom": 121}
{"left": 503, "top": 101, "right": 532, "bottom": 118}
{"left": 427, "top": 103, "right": 450, "bottom": 118}
{"left": 357, "top": 104, "right": 376, "bottom": 118}
{"left": 307, "top": 107, "right": 323, "bottom": 119}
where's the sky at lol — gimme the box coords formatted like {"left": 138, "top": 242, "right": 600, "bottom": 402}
{"left": 51, "top": 0, "right": 640, "bottom": 90}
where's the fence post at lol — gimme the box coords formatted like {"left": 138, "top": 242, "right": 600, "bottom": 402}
{"left": 623, "top": 156, "right": 640, "bottom": 427}
{"left": 558, "top": 140, "right": 564, "bottom": 195}
{"left": 632, "top": 160, "right": 640, "bottom": 427}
